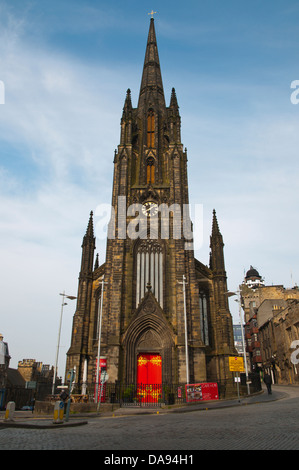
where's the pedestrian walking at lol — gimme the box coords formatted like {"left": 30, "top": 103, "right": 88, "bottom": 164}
{"left": 263, "top": 372, "right": 272, "bottom": 394}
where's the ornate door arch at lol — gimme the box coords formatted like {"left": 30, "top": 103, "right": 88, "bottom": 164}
{"left": 122, "top": 293, "right": 175, "bottom": 384}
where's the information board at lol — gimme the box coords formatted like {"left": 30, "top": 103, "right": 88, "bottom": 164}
{"left": 229, "top": 356, "right": 244, "bottom": 372}
{"left": 185, "top": 382, "right": 219, "bottom": 402}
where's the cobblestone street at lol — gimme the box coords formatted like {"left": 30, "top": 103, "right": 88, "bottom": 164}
{"left": 1, "top": 385, "right": 299, "bottom": 451}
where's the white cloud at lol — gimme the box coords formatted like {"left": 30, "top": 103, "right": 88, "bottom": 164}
{"left": 0, "top": 8, "right": 121, "bottom": 371}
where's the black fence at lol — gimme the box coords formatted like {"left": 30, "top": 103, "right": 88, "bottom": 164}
{"left": 1, "top": 374, "right": 261, "bottom": 410}
{"left": 0, "top": 383, "right": 52, "bottom": 410}
{"left": 67, "top": 374, "right": 261, "bottom": 408}
{"left": 66, "top": 382, "right": 186, "bottom": 407}
{"left": 118, "top": 383, "right": 182, "bottom": 407}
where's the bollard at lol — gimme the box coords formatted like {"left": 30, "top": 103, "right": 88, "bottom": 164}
{"left": 5, "top": 401, "right": 15, "bottom": 421}
{"left": 53, "top": 401, "right": 64, "bottom": 424}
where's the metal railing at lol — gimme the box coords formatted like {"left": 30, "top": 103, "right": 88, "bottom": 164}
{"left": 119, "top": 383, "right": 183, "bottom": 407}
{"left": 64, "top": 375, "right": 261, "bottom": 407}
{"left": 1, "top": 374, "right": 261, "bottom": 410}
{"left": 1, "top": 383, "right": 52, "bottom": 410}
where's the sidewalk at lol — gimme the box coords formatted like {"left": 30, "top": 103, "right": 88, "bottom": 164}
{"left": 0, "top": 386, "right": 288, "bottom": 429}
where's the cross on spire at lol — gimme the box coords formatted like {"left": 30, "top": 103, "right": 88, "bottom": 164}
{"left": 148, "top": 10, "right": 157, "bottom": 19}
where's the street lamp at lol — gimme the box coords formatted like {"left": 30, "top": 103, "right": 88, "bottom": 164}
{"left": 226, "top": 290, "right": 250, "bottom": 395}
{"left": 95, "top": 275, "right": 107, "bottom": 407}
{"left": 178, "top": 275, "right": 189, "bottom": 384}
{"left": 51, "top": 291, "right": 77, "bottom": 396}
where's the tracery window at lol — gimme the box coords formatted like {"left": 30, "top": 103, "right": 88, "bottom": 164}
{"left": 136, "top": 240, "right": 163, "bottom": 308}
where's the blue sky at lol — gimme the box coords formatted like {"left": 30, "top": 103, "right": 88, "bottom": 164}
{"left": 1, "top": 0, "right": 299, "bottom": 375}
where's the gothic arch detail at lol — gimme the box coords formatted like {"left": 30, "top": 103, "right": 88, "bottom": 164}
{"left": 146, "top": 156, "right": 155, "bottom": 184}
{"left": 122, "top": 293, "right": 175, "bottom": 383}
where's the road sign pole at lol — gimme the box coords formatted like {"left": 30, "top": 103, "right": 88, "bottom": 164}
{"left": 237, "top": 292, "right": 250, "bottom": 395}
{"left": 236, "top": 372, "right": 240, "bottom": 402}
{"left": 65, "top": 369, "right": 75, "bottom": 422}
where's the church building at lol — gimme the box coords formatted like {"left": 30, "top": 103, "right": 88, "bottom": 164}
{"left": 66, "top": 18, "right": 236, "bottom": 393}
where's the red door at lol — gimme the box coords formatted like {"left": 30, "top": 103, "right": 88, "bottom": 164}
{"left": 137, "top": 354, "right": 162, "bottom": 403}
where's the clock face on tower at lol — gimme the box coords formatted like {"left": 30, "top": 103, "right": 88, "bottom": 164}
{"left": 142, "top": 201, "right": 158, "bottom": 217}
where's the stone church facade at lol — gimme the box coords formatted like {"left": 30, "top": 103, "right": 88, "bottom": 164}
{"left": 66, "top": 19, "right": 236, "bottom": 390}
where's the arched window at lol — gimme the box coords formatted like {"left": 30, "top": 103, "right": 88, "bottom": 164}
{"left": 136, "top": 240, "right": 163, "bottom": 308}
{"left": 146, "top": 157, "right": 155, "bottom": 184}
{"left": 147, "top": 112, "right": 155, "bottom": 148}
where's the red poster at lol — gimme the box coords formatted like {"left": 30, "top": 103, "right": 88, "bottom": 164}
{"left": 185, "top": 382, "right": 219, "bottom": 402}
{"left": 137, "top": 354, "right": 162, "bottom": 403}
{"left": 94, "top": 357, "right": 107, "bottom": 402}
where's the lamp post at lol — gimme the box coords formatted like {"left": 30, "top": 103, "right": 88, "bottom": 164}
{"left": 95, "top": 275, "right": 107, "bottom": 405}
{"left": 226, "top": 290, "right": 250, "bottom": 395}
{"left": 178, "top": 275, "right": 189, "bottom": 384}
{"left": 52, "top": 291, "right": 77, "bottom": 396}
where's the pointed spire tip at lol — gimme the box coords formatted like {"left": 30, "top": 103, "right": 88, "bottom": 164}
{"left": 211, "top": 209, "right": 221, "bottom": 237}
{"left": 138, "top": 14, "right": 165, "bottom": 110}
{"left": 85, "top": 210, "right": 95, "bottom": 238}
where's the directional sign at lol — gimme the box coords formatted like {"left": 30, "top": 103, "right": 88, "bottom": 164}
{"left": 66, "top": 369, "right": 76, "bottom": 382}
{"left": 229, "top": 356, "right": 244, "bottom": 372}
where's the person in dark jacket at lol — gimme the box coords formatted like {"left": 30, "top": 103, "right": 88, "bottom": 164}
{"left": 263, "top": 372, "right": 272, "bottom": 394}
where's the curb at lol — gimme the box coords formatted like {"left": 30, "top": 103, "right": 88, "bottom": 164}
{"left": 0, "top": 420, "right": 88, "bottom": 429}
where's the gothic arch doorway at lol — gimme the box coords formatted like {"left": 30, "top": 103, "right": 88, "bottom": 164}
{"left": 122, "top": 292, "right": 175, "bottom": 385}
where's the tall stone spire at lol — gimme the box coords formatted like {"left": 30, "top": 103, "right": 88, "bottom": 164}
{"left": 84, "top": 211, "right": 94, "bottom": 240}
{"left": 211, "top": 209, "right": 221, "bottom": 238}
{"left": 80, "top": 211, "right": 95, "bottom": 277}
{"left": 210, "top": 209, "right": 225, "bottom": 273}
{"left": 138, "top": 18, "right": 166, "bottom": 112}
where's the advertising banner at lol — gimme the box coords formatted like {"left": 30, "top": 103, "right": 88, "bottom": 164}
{"left": 94, "top": 357, "right": 107, "bottom": 402}
{"left": 185, "top": 382, "right": 219, "bottom": 402}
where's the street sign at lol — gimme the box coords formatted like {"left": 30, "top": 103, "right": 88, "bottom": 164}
{"left": 66, "top": 369, "right": 76, "bottom": 382}
{"left": 229, "top": 356, "right": 244, "bottom": 372}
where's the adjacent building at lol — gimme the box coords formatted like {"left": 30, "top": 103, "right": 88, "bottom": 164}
{"left": 0, "top": 334, "right": 10, "bottom": 391}
{"left": 258, "top": 299, "right": 299, "bottom": 384}
{"left": 0, "top": 336, "right": 54, "bottom": 408}
{"left": 17, "top": 359, "right": 53, "bottom": 386}
{"left": 240, "top": 266, "right": 299, "bottom": 382}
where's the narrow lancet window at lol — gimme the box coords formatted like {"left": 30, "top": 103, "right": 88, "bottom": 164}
{"left": 146, "top": 157, "right": 155, "bottom": 184}
{"left": 147, "top": 112, "right": 155, "bottom": 148}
